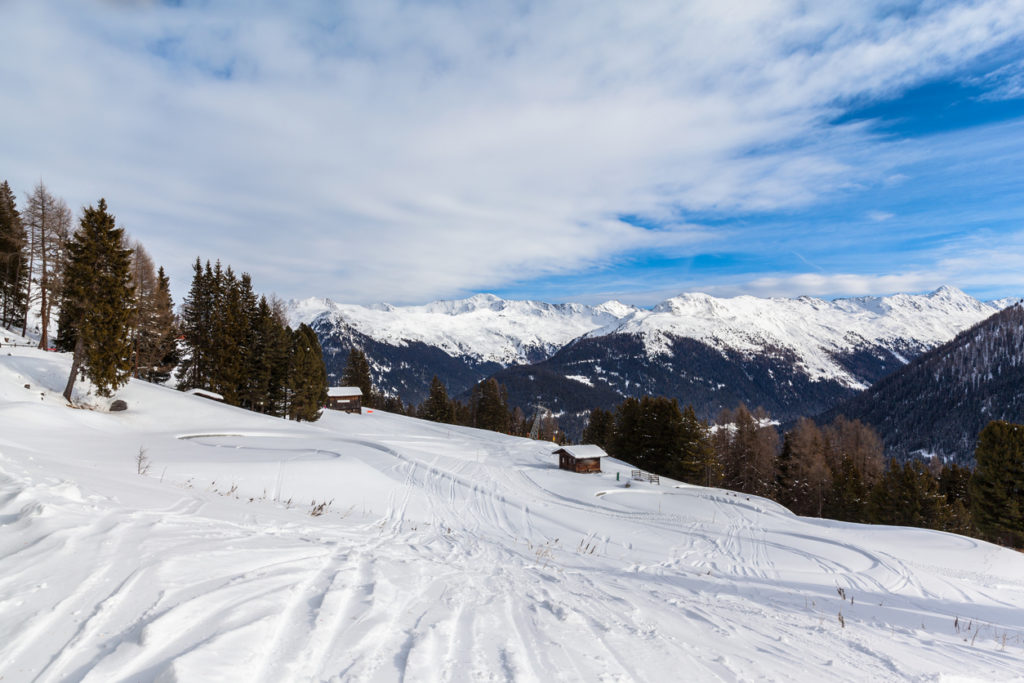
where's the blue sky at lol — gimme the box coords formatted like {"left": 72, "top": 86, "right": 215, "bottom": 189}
{"left": 2, "top": 1, "right": 1024, "bottom": 306}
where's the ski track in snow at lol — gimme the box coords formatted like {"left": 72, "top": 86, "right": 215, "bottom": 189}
{"left": 3, "top": 348, "right": 1024, "bottom": 681}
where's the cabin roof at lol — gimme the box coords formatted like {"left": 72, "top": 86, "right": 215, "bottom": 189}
{"left": 553, "top": 445, "right": 608, "bottom": 459}
{"left": 328, "top": 386, "right": 363, "bottom": 398}
{"left": 187, "top": 388, "right": 224, "bottom": 401}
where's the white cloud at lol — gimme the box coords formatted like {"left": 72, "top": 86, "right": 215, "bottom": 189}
{"left": 867, "top": 211, "right": 895, "bottom": 222}
{"left": 2, "top": 0, "right": 1024, "bottom": 303}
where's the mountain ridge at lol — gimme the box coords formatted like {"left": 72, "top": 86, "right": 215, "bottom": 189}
{"left": 821, "top": 302, "right": 1024, "bottom": 464}
{"left": 290, "top": 287, "right": 1016, "bottom": 435}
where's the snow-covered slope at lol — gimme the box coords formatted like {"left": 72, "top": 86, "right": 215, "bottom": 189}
{"left": 594, "top": 286, "right": 1003, "bottom": 389}
{"left": 289, "top": 293, "right": 639, "bottom": 366}
{"left": 3, "top": 342, "right": 1024, "bottom": 681}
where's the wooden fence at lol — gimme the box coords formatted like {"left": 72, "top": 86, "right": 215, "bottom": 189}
{"left": 630, "top": 469, "right": 660, "bottom": 485}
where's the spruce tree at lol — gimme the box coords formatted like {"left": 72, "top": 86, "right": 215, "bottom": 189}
{"left": 822, "top": 457, "right": 867, "bottom": 522}
{"left": 970, "top": 420, "right": 1024, "bottom": 547}
{"left": 341, "top": 347, "right": 376, "bottom": 407}
{"left": 631, "top": 396, "right": 681, "bottom": 475}
{"left": 609, "top": 397, "right": 642, "bottom": 462}
{"left": 288, "top": 323, "right": 328, "bottom": 421}
{"left": 420, "top": 375, "right": 455, "bottom": 423}
{"left": 150, "top": 267, "right": 180, "bottom": 382}
{"left": 582, "top": 407, "right": 614, "bottom": 449}
{"left": 236, "top": 273, "right": 261, "bottom": 409}
{"left": 210, "top": 265, "right": 246, "bottom": 404}
{"left": 243, "top": 295, "right": 275, "bottom": 412}
{"left": 0, "top": 180, "right": 29, "bottom": 330}
{"left": 867, "top": 459, "right": 949, "bottom": 530}
{"left": 178, "top": 258, "right": 215, "bottom": 390}
{"left": 678, "top": 404, "right": 716, "bottom": 485}
{"left": 129, "top": 245, "right": 177, "bottom": 383}
{"left": 265, "top": 302, "right": 294, "bottom": 417}
{"left": 473, "top": 377, "right": 510, "bottom": 432}
{"left": 60, "top": 199, "right": 134, "bottom": 401}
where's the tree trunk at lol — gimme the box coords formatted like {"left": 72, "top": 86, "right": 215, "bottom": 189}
{"left": 62, "top": 336, "right": 84, "bottom": 403}
{"left": 37, "top": 283, "right": 47, "bottom": 349}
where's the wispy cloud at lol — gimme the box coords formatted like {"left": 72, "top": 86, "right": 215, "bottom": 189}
{"left": 2, "top": 1, "right": 1024, "bottom": 303}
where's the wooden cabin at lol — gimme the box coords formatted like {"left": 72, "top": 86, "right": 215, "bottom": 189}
{"left": 327, "top": 386, "right": 363, "bottom": 413}
{"left": 553, "top": 445, "right": 607, "bottom": 473}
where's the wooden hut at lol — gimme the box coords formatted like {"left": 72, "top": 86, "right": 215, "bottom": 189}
{"left": 327, "top": 386, "right": 363, "bottom": 413}
{"left": 186, "top": 388, "right": 224, "bottom": 402}
{"left": 553, "top": 445, "right": 607, "bottom": 473}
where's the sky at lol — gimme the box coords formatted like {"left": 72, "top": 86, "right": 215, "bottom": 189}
{"left": 2, "top": 0, "right": 1024, "bottom": 307}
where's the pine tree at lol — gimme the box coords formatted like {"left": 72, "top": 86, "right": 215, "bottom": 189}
{"left": 867, "top": 459, "right": 949, "bottom": 530}
{"left": 236, "top": 273, "right": 261, "bottom": 409}
{"left": 970, "top": 420, "right": 1024, "bottom": 547}
{"left": 420, "top": 375, "right": 455, "bottom": 423}
{"left": 178, "top": 258, "right": 215, "bottom": 390}
{"left": 264, "top": 300, "right": 294, "bottom": 417}
{"left": 632, "top": 396, "right": 681, "bottom": 475}
{"left": 473, "top": 377, "right": 510, "bottom": 432}
{"left": 938, "top": 462, "right": 972, "bottom": 510}
{"left": 129, "top": 244, "right": 177, "bottom": 383}
{"left": 209, "top": 265, "right": 246, "bottom": 405}
{"left": 0, "top": 181, "right": 29, "bottom": 330}
{"left": 341, "top": 347, "right": 376, "bottom": 407}
{"left": 822, "top": 457, "right": 867, "bottom": 522}
{"left": 679, "top": 404, "right": 716, "bottom": 486}
{"left": 288, "top": 323, "right": 328, "bottom": 421}
{"left": 60, "top": 199, "right": 134, "bottom": 401}
{"left": 150, "top": 267, "right": 180, "bottom": 382}
{"left": 243, "top": 295, "right": 274, "bottom": 412}
{"left": 582, "top": 407, "right": 614, "bottom": 449}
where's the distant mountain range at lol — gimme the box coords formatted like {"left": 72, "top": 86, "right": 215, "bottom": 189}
{"left": 289, "top": 287, "right": 1016, "bottom": 439}
{"left": 822, "top": 303, "right": 1024, "bottom": 464}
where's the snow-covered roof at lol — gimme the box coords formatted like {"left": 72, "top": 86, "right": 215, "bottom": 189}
{"left": 328, "top": 386, "right": 363, "bottom": 398}
{"left": 186, "top": 388, "right": 224, "bottom": 401}
{"left": 553, "top": 445, "right": 607, "bottom": 459}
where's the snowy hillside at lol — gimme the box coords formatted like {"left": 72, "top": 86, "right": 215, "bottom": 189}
{"left": 4, "top": 345, "right": 1024, "bottom": 680}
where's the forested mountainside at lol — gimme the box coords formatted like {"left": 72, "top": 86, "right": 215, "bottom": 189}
{"left": 823, "top": 303, "right": 1024, "bottom": 464}
{"left": 484, "top": 332, "right": 878, "bottom": 438}
{"left": 308, "top": 313, "right": 502, "bottom": 405}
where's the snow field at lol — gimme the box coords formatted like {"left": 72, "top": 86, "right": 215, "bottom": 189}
{"left": 2, "top": 345, "right": 1024, "bottom": 681}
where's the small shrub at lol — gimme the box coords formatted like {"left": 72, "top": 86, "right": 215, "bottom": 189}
{"left": 136, "top": 447, "right": 151, "bottom": 475}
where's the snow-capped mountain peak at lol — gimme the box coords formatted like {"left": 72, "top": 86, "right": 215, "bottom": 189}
{"left": 288, "top": 293, "right": 635, "bottom": 365}
{"left": 589, "top": 287, "right": 1007, "bottom": 388}
{"left": 291, "top": 287, "right": 1009, "bottom": 378}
